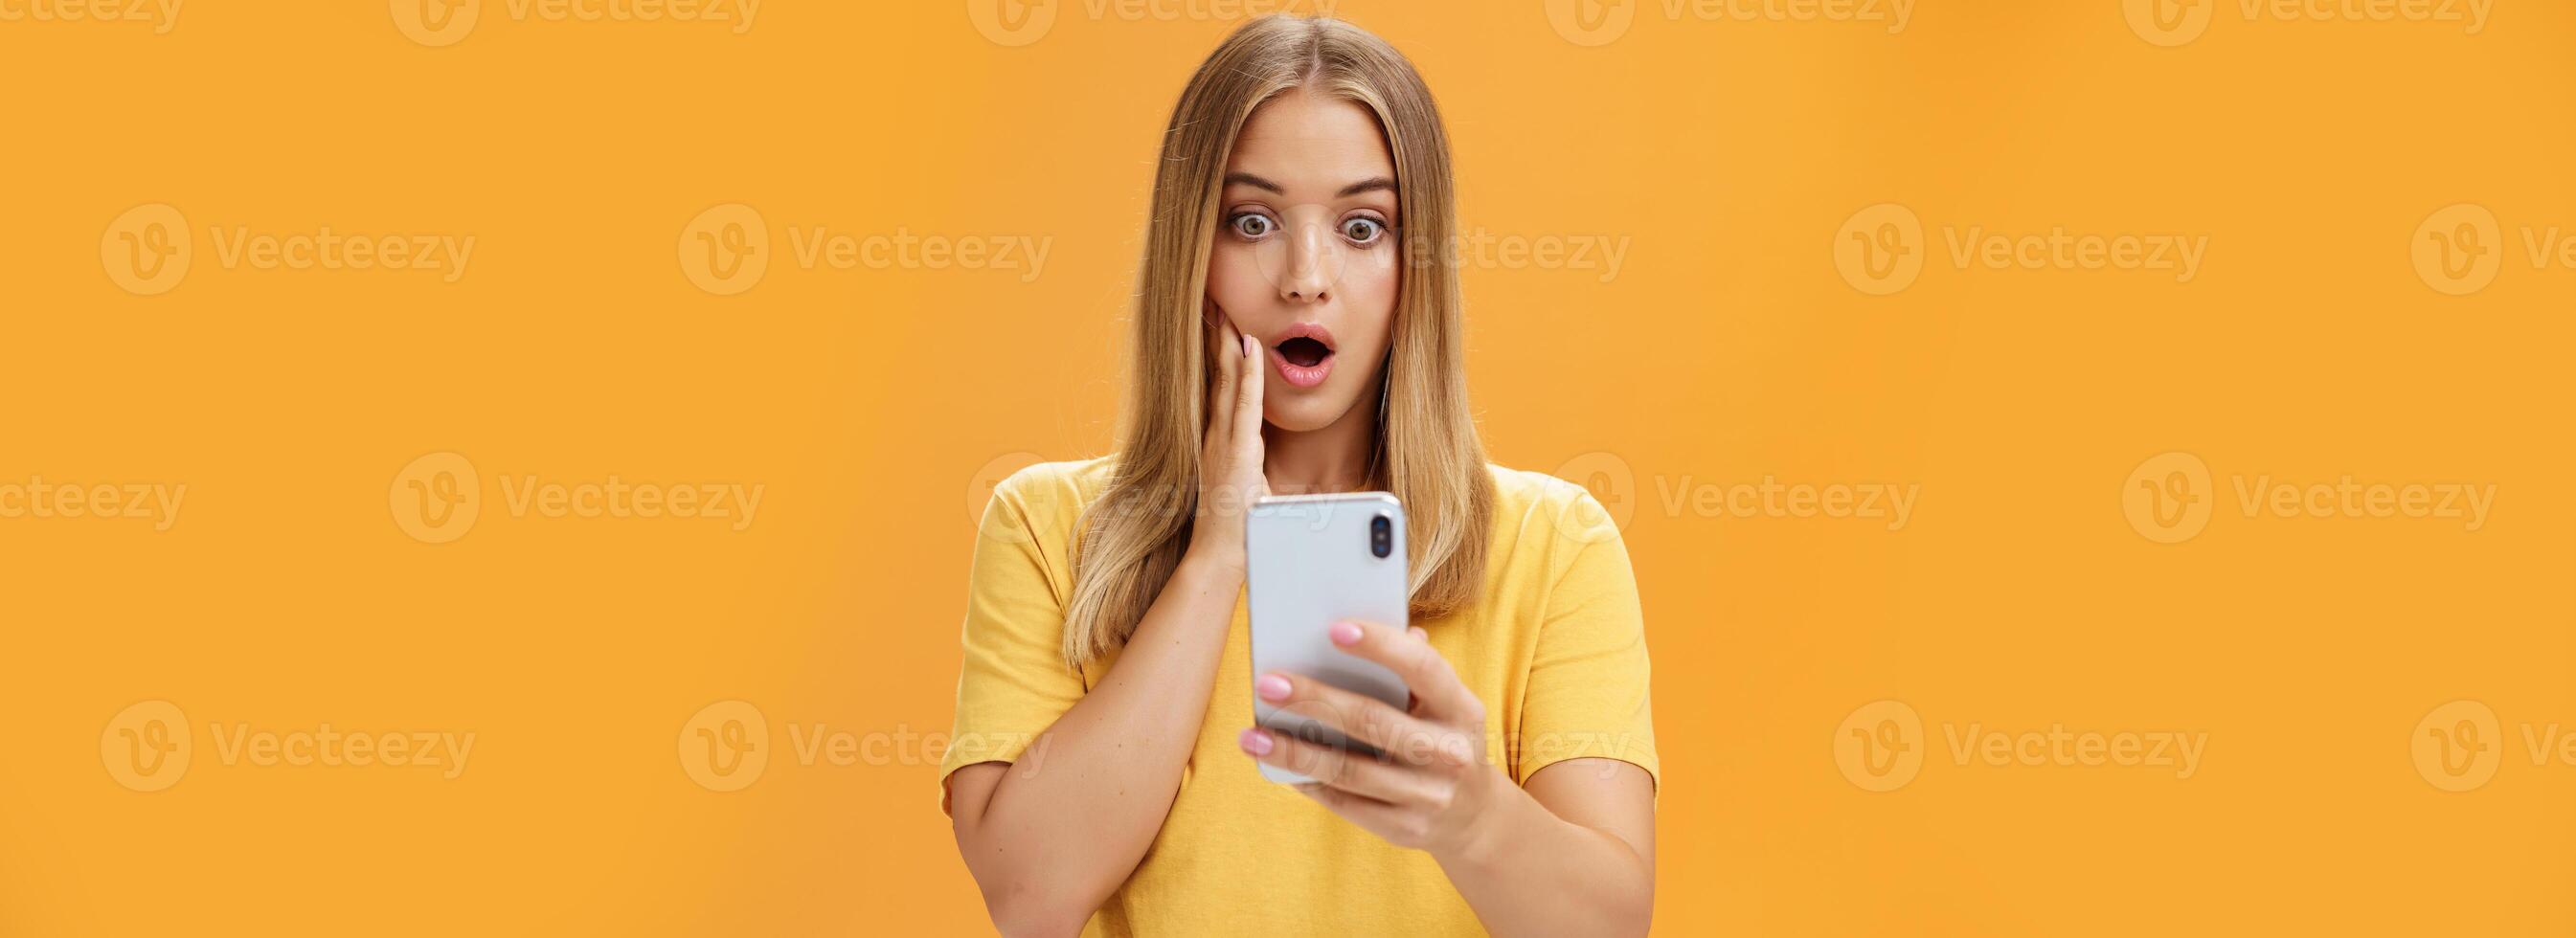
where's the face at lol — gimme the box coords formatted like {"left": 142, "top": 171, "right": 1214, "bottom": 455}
{"left": 1205, "top": 88, "right": 1401, "bottom": 434}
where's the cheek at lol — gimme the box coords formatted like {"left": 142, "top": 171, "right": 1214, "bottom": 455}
{"left": 1204, "top": 241, "right": 1267, "bottom": 315}
{"left": 1340, "top": 253, "right": 1400, "bottom": 351}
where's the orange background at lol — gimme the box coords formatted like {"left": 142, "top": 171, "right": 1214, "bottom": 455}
{"left": 5, "top": 1, "right": 2572, "bottom": 934}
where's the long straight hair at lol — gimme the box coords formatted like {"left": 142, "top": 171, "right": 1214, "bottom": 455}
{"left": 1058, "top": 15, "right": 1495, "bottom": 670}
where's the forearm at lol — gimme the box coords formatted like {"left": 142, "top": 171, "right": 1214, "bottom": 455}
{"left": 1435, "top": 772, "right": 1655, "bottom": 938}
{"left": 957, "top": 553, "right": 1243, "bottom": 929}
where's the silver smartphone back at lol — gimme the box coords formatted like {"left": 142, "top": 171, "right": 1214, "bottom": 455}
{"left": 1244, "top": 492, "right": 1410, "bottom": 785}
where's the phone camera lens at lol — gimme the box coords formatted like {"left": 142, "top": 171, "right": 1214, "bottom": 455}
{"left": 1369, "top": 514, "right": 1391, "bottom": 559}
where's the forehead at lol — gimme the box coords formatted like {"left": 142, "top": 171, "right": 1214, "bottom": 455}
{"left": 1227, "top": 89, "right": 1394, "bottom": 184}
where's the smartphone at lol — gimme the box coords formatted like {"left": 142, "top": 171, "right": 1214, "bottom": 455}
{"left": 1244, "top": 492, "right": 1410, "bottom": 785}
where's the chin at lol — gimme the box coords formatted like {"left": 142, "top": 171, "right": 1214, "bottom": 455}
{"left": 1260, "top": 395, "right": 1356, "bottom": 433}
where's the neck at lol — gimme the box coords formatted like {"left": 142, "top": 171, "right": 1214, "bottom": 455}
{"left": 1261, "top": 382, "right": 1381, "bottom": 496}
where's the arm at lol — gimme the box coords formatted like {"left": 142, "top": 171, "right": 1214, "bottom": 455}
{"left": 1435, "top": 758, "right": 1656, "bottom": 937}
{"left": 946, "top": 322, "right": 1271, "bottom": 937}
{"left": 946, "top": 552, "right": 1245, "bottom": 936}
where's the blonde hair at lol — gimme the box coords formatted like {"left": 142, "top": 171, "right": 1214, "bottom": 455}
{"left": 1058, "top": 14, "right": 1495, "bottom": 670}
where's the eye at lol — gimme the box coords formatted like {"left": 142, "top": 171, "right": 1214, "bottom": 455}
{"left": 1228, "top": 212, "right": 1277, "bottom": 240}
{"left": 1340, "top": 216, "right": 1387, "bottom": 245}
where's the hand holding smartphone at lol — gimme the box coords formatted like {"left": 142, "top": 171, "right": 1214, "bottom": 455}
{"left": 1243, "top": 493, "right": 1410, "bottom": 785}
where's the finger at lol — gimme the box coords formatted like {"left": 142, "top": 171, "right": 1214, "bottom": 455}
{"left": 1328, "top": 620, "right": 1482, "bottom": 726}
{"left": 1292, "top": 782, "right": 1421, "bottom": 846}
{"left": 1406, "top": 627, "right": 1429, "bottom": 712}
{"left": 1202, "top": 306, "right": 1219, "bottom": 409}
{"left": 1255, "top": 670, "right": 1458, "bottom": 766}
{"left": 1403, "top": 624, "right": 1429, "bottom": 710}
{"left": 1206, "top": 315, "right": 1237, "bottom": 445}
{"left": 1233, "top": 322, "right": 1263, "bottom": 452}
{"left": 1241, "top": 727, "right": 1434, "bottom": 804}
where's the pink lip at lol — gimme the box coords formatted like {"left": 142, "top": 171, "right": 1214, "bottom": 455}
{"left": 1267, "top": 323, "right": 1336, "bottom": 390}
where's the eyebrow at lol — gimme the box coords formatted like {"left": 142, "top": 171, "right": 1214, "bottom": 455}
{"left": 1223, "top": 172, "right": 1397, "bottom": 198}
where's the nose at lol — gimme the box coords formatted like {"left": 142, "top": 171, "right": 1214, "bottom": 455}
{"left": 1277, "top": 216, "right": 1334, "bottom": 303}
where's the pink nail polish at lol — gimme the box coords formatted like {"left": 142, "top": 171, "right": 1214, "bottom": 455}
{"left": 1239, "top": 727, "right": 1273, "bottom": 755}
{"left": 1330, "top": 621, "right": 1363, "bottom": 645}
{"left": 1255, "top": 674, "right": 1292, "bottom": 701}
{"left": 1241, "top": 333, "right": 1255, "bottom": 358}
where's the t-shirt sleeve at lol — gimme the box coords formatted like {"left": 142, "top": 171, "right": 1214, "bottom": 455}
{"left": 1512, "top": 489, "right": 1660, "bottom": 794}
{"left": 938, "top": 469, "right": 1088, "bottom": 815}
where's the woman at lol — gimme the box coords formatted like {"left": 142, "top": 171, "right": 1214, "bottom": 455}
{"left": 940, "top": 14, "right": 1657, "bottom": 937}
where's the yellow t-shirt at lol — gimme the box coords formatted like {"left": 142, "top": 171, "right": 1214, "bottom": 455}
{"left": 939, "top": 456, "right": 1658, "bottom": 937}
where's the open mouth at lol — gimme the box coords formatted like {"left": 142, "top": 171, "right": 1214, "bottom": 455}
{"left": 1277, "top": 336, "right": 1330, "bottom": 368}
{"left": 1267, "top": 324, "right": 1337, "bottom": 389}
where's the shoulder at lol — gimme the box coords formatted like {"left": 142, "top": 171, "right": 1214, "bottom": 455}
{"left": 1481, "top": 461, "right": 1625, "bottom": 549}
{"left": 985, "top": 455, "right": 1119, "bottom": 533}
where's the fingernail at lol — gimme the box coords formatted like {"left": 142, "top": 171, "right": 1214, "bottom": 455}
{"left": 1330, "top": 621, "right": 1363, "bottom": 645}
{"left": 1241, "top": 334, "right": 1255, "bottom": 358}
{"left": 1239, "top": 727, "right": 1273, "bottom": 755}
{"left": 1255, "top": 674, "right": 1292, "bottom": 701}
